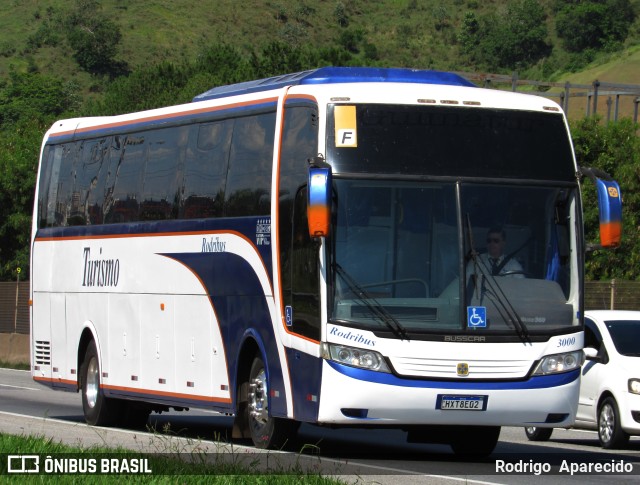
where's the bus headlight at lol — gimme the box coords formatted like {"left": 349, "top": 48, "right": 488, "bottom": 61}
{"left": 320, "top": 343, "right": 391, "bottom": 373}
{"left": 629, "top": 379, "right": 640, "bottom": 395}
{"left": 532, "top": 350, "right": 584, "bottom": 376}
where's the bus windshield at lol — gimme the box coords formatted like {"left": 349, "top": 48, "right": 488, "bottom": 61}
{"left": 330, "top": 180, "right": 577, "bottom": 335}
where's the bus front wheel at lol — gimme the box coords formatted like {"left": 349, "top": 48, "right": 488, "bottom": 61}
{"left": 80, "top": 341, "right": 122, "bottom": 426}
{"left": 524, "top": 426, "right": 553, "bottom": 441}
{"left": 246, "top": 356, "right": 298, "bottom": 449}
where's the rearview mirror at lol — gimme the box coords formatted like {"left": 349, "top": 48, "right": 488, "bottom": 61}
{"left": 594, "top": 177, "right": 622, "bottom": 248}
{"left": 307, "top": 165, "right": 331, "bottom": 238}
{"left": 580, "top": 167, "right": 622, "bottom": 249}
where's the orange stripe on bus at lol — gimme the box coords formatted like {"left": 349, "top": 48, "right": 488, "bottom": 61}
{"left": 102, "top": 384, "right": 232, "bottom": 404}
{"left": 49, "top": 97, "right": 279, "bottom": 138}
{"left": 33, "top": 376, "right": 77, "bottom": 386}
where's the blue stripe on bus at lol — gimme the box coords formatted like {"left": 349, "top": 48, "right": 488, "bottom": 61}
{"left": 164, "top": 250, "right": 287, "bottom": 417}
{"left": 285, "top": 348, "right": 322, "bottom": 422}
{"left": 327, "top": 361, "right": 579, "bottom": 390}
{"left": 35, "top": 217, "right": 273, "bottom": 278}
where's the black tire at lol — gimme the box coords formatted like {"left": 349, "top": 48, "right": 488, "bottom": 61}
{"left": 598, "top": 397, "right": 629, "bottom": 449}
{"left": 524, "top": 426, "right": 553, "bottom": 441}
{"left": 80, "top": 341, "right": 122, "bottom": 426}
{"left": 121, "top": 402, "right": 151, "bottom": 429}
{"left": 450, "top": 426, "right": 500, "bottom": 458}
{"left": 246, "top": 355, "right": 298, "bottom": 449}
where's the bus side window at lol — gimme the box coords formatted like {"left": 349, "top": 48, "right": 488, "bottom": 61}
{"left": 278, "top": 105, "right": 319, "bottom": 337}
{"left": 140, "top": 127, "right": 187, "bottom": 221}
{"left": 291, "top": 187, "right": 320, "bottom": 340}
{"left": 224, "top": 112, "right": 276, "bottom": 217}
{"left": 182, "top": 120, "right": 232, "bottom": 219}
{"left": 51, "top": 143, "right": 78, "bottom": 227}
{"left": 104, "top": 136, "right": 146, "bottom": 223}
{"left": 37, "top": 145, "right": 59, "bottom": 228}
{"left": 76, "top": 138, "right": 111, "bottom": 226}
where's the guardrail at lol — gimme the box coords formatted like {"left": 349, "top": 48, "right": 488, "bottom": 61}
{"left": 456, "top": 71, "right": 640, "bottom": 123}
{"left": 0, "top": 280, "right": 636, "bottom": 336}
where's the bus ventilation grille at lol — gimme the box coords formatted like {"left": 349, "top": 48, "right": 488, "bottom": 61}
{"left": 34, "top": 341, "right": 51, "bottom": 366}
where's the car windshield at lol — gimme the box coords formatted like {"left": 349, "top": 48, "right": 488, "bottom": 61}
{"left": 605, "top": 320, "right": 640, "bottom": 356}
{"left": 329, "top": 179, "right": 578, "bottom": 336}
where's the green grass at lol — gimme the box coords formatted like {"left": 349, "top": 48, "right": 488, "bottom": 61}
{"left": 0, "top": 433, "right": 347, "bottom": 484}
{"left": 0, "top": 361, "right": 29, "bottom": 371}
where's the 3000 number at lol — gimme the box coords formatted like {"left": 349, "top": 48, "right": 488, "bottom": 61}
{"left": 557, "top": 336, "right": 576, "bottom": 347}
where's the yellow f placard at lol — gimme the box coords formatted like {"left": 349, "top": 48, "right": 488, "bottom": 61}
{"left": 334, "top": 105, "right": 357, "bottom": 148}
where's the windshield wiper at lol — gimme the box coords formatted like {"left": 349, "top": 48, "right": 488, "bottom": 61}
{"left": 465, "top": 214, "right": 530, "bottom": 343}
{"left": 334, "top": 263, "right": 409, "bottom": 341}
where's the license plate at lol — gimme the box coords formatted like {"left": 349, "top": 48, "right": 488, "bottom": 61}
{"left": 437, "top": 394, "right": 487, "bottom": 411}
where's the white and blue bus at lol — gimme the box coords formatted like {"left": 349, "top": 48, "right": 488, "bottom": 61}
{"left": 30, "top": 67, "right": 621, "bottom": 456}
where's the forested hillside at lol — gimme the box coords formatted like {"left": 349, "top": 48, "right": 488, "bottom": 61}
{"left": 1, "top": 0, "right": 638, "bottom": 86}
{"left": 0, "top": 0, "right": 638, "bottom": 281}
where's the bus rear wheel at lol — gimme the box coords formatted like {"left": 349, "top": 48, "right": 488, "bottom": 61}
{"left": 246, "top": 356, "right": 298, "bottom": 449}
{"left": 80, "top": 341, "right": 122, "bottom": 426}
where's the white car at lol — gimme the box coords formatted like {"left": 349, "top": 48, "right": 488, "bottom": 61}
{"left": 525, "top": 310, "right": 640, "bottom": 449}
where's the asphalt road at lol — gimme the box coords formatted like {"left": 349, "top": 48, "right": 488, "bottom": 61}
{"left": 1, "top": 368, "right": 639, "bottom": 484}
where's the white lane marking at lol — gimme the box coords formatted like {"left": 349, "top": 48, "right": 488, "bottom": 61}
{"left": 0, "top": 383, "right": 41, "bottom": 391}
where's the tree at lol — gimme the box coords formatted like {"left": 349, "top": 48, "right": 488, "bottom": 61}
{"left": 0, "top": 73, "right": 80, "bottom": 280}
{"left": 570, "top": 117, "right": 640, "bottom": 280}
{"left": 64, "top": 0, "right": 126, "bottom": 75}
{"left": 0, "top": 121, "right": 43, "bottom": 279}
{"left": 0, "top": 71, "right": 80, "bottom": 126}
{"left": 556, "top": 0, "right": 635, "bottom": 52}
{"left": 457, "top": 0, "right": 551, "bottom": 70}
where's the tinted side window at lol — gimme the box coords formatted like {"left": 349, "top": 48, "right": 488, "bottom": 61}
{"left": 140, "top": 127, "right": 187, "bottom": 221}
{"left": 291, "top": 187, "right": 320, "bottom": 341}
{"left": 78, "top": 138, "right": 111, "bottom": 225}
{"left": 50, "top": 143, "right": 77, "bottom": 227}
{"left": 37, "top": 145, "right": 57, "bottom": 228}
{"left": 225, "top": 112, "right": 276, "bottom": 216}
{"left": 584, "top": 321, "right": 600, "bottom": 349}
{"left": 278, "top": 106, "right": 319, "bottom": 310}
{"left": 182, "top": 120, "right": 232, "bottom": 219}
{"left": 584, "top": 318, "right": 603, "bottom": 346}
{"left": 105, "top": 135, "right": 146, "bottom": 223}
{"left": 84, "top": 138, "right": 112, "bottom": 225}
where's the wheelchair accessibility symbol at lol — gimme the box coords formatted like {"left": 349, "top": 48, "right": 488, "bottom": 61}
{"left": 467, "top": 306, "right": 487, "bottom": 328}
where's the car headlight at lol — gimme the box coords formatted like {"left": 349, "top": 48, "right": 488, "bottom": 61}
{"left": 629, "top": 379, "right": 640, "bottom": 395}
{"left": 532, "top": 350, "right": 584, "bottom": 376}
{"left": 321, "top": 342, "right": 390, "bottom": 373}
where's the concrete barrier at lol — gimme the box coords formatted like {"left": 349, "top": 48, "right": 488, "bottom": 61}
{"left": 0, "top": 333, "right": 29, "bottom": 366}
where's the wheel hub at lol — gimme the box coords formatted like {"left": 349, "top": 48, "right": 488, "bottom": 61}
{"left": 248, "top": 369, "right": 269, "bottom": 424}
{"left": 85, "top": 357, "right": 100, "bottom": 409}
{"left": 599, "top": 404, "right": 614, "bottom": 443}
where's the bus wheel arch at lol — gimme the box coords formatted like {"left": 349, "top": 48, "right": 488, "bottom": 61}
{"left": 77, "top": 327, "right": 97, "bottom": 391}
{"left": 79, "top": 339, "right": 122, "bottom": 426}
{"left": 232, "top": 336, "right": 298, "bottom": 449}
